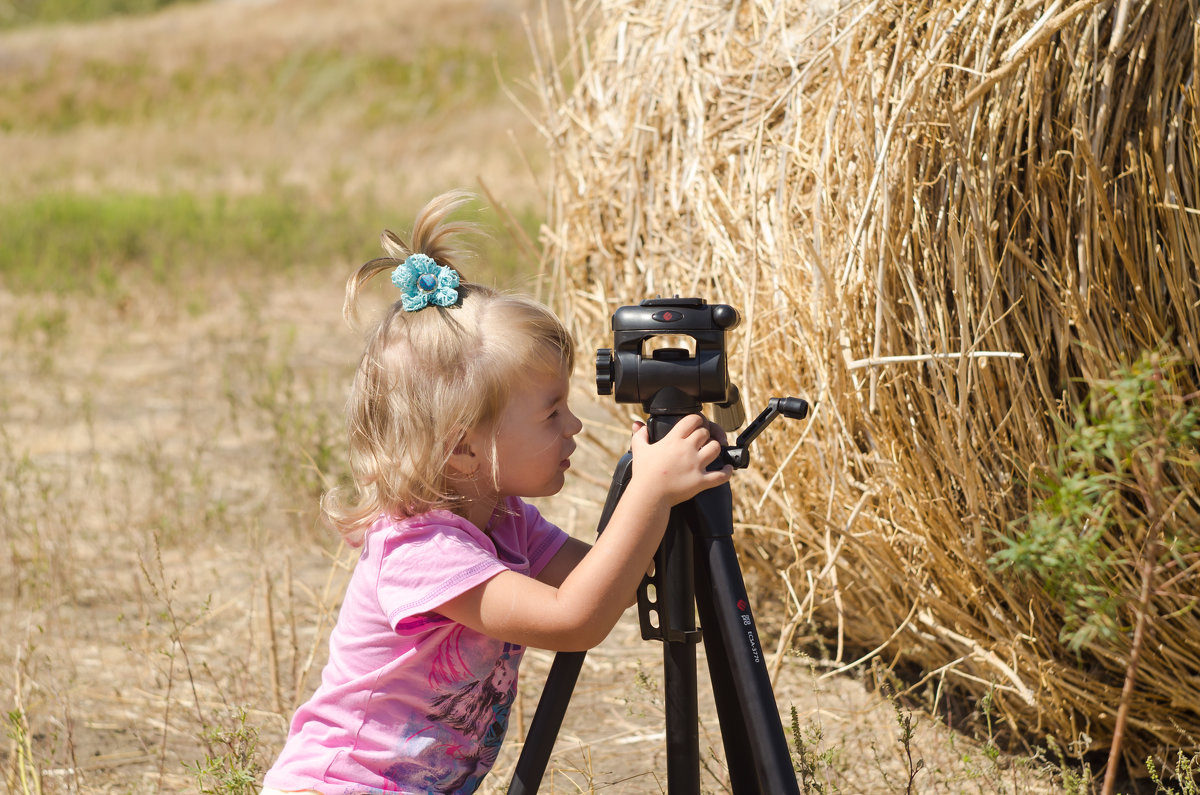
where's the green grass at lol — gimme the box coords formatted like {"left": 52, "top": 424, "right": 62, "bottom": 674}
{"left": 0, "top": 191, "right": 540, "bottom": 298}
{"left": 0, "top": 191, "right": 364, "bottom": 294}
{"left": 0, "top": 0, "right": 204, "bottom": 30}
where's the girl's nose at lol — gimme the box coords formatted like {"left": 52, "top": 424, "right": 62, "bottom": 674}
{"left": 566, "top": 408, "right": 583, "bottom": 437}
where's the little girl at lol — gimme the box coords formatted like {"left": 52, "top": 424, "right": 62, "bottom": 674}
{"left": 261, "top": 190, "right": 730, "bottom": 794}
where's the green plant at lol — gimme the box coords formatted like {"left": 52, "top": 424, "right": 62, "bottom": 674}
{"left": 185, "top": 706, "right": 264, "bottom": 795}
{"left": 880, "top": 680, "right": 925, "bottom": 795}
{"left": 4, "top": 707, "right": 42, "bottom": 795}
{"left": 1039, "top": 736, "right": 1095, "bottom": 795}
{"left": 1147, "top": 751, "right": 1199, "bottom": 795}
{"left": 993, "top": 348, "right": 1199, "bottom": 648}
{"left": 790, "top": 705, "right": 841, "bottom": 795}
{"left": 993, "top": 347, "right": 1200, "bottom": 793}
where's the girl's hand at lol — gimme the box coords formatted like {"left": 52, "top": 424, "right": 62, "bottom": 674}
{"left": 629, "top": 413, "right": 732, "bottom": 506}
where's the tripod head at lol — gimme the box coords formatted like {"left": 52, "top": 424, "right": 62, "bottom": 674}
{"left": 595, "top": 297, "right": 808, "bottom": 467}
{"left": 595, "top": 297, "right": 740, "bottom": 417}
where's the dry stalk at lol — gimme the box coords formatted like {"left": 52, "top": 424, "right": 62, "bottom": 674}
{"left": 263, "top": 565, "right": 283, "bottom": 715}
{"left": 286, "top": 554, "right": 299, "bottom": 710}
{"left": 8, "top": 645, "right": 44, "bottom": 795}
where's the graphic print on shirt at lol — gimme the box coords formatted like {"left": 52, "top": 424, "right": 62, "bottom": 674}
{"left": 382, "top": 627, "right": 521, "bottom": 793}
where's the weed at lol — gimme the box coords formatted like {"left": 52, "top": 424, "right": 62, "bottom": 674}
{"left": 185, "top": 706, "right": 264, "bottom": 795}
{"left": 0, "top": 438, "right": 61, "bottom": 602}
{"left": 790, "top": 705, "right": 841, "bottom": 795}
{"left": 992, "top": 347, "right": 1199, "bottom": 652}
{"left": 863, "top": 660, "right": 926, "bottom": 793}
{"left": 4, "top": 707, "right": 42, "bottom": 795}
{"left": 634, "top": 660, "right": 659, "bottom": 695}
{"left": 1039, "top": 736, "right": 1095, "bottom": 795}
{"left": 1147, "top": 751, "right": 1200, "bottom": 795}
{"left": 0, "top": 191, "right": 537, "bottom": 309}
{"left": 138, "top": 533, "right": 214, "bottom": 789}
{"left": 3, "top": 640, "right": 44, "bottom": 795}
{"left": 992, "top": 347, "right": 1199, "bottom": 792}
{"left": 0, "top": 34, "right": 528, "bottom": 132}
{"left": 979, "top": 687, "right": 1002, "bottom": 765}
{"left": 249, "top": 340, "right": 346, "bottom": 510}
{"left": 885, "top": 684, "right": 925, "bottom": 795}
{"left": 8, "top": 305, "right": 69, "bottom": 349}
{"left": 7, "top": 305, "right": 68, "bottom": 378}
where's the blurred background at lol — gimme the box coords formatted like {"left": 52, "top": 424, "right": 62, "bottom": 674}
{"left": 1, "top": 1, "right": 571, "bottom": 792}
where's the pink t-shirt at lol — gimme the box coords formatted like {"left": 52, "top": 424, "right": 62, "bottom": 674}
{"left": 263, "top": 498, "right": 568, "bottom": 794}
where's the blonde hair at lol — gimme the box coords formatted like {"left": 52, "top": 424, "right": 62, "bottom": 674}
{"left": 323, "top": 190, "right": 575, "bottom": 545}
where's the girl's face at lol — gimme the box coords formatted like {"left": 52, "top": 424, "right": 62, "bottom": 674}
{"left": 487, "top": 365, "right": 582, "bottom": 500}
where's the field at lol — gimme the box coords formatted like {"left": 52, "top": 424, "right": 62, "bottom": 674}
{"left": 0, "top": 1, "right": 1086, "bottom": 792}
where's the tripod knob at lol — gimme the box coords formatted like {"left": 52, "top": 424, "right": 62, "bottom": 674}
{"left": 770, "top": 396, "right": 809, "bottom": 419}
{"left": 595, "top": 348, "right": 614, "bottom": 395}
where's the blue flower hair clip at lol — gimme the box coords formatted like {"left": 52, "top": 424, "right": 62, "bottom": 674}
{"left": 391, "top": 253, "right": 461, "bottom": 312}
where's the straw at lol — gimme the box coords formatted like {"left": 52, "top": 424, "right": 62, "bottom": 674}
{"left": 528, "top": 0, "right": 1200, "bottom": 767}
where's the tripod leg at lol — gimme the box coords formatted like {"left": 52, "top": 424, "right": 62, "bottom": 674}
{"left": 509, "top": 651, "right": 586, "bottom": 795}
{"left": 693, "top": 558, "right": 761, "bottom": 795}
{"left": 681, "top": 488, "right": 801, "bottom": 795}
{"left": 659, "top": 517, "right": 701, "bottom": 794}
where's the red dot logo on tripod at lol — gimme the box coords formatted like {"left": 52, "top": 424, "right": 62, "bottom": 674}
{"left": 736, "top": 599, "right": 748, "bottom": 612}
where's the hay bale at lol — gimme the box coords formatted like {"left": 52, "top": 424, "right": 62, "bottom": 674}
{"left": 527, "top": 0, "right": 1200, "bottom": 769}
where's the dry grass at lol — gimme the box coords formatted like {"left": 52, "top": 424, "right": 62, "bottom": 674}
{"left": 530, "top": 0, "right": 1200, "bottom": 783}
{"left": 0, "top": 0, "right": 551, "bottom": 208}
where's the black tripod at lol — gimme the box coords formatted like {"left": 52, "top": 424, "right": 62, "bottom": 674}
{"left": 509, "top": 380, "right": 808, "bottom": 794}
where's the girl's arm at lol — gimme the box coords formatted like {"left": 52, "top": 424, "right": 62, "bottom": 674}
{"left": 536, "top": 536, "right": 592, "bottom": 588}
{"left": 438, "top": 414, "right": 730, "bottom": 651}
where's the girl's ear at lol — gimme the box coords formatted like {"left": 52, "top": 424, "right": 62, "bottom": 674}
{"left": 446, "top": 429, "right": 482, "bottom": 477}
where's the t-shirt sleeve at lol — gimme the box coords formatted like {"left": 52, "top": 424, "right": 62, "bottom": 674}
{"left": 373, "top": 521, "right": 507, "bottom": 631}
{"left": 517, "top": 499, "right": 571, "bottom": 577}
